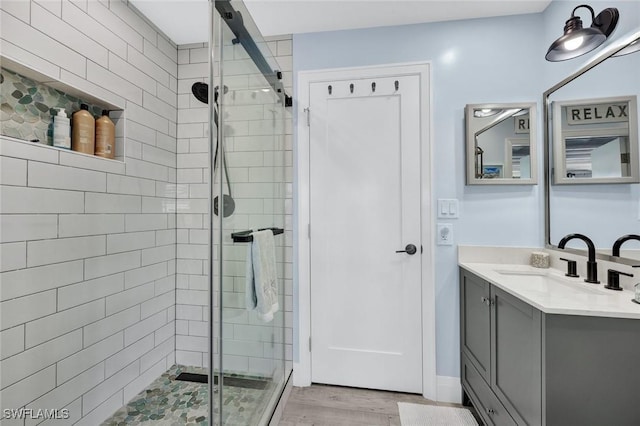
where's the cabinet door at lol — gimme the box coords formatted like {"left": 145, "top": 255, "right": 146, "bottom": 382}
{"left": 491, "top": 286, "right": 542, "bottom": 426}
{"left": 460, "top": 269, "right": 491, "bottom": 383}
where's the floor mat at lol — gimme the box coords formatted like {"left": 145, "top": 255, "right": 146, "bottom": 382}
{"left": 398, "top": 402, "right": 478, "bottom": 426}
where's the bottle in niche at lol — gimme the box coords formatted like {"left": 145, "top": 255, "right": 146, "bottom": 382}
{"left": 72, "top": 104, "right": 95, "bottom": 154}
{"left": 95, "top": 110, "right": 115, "bottom": 159}
{"left": 52, "top": 108, "right": 71, "bottom": 149}
{"left": 46, "top": 116, "right": 54, "bottom": 146}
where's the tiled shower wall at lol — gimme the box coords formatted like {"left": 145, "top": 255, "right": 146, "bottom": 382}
{"left": 175, "top": 37, "right": 293, "bottom": 374}
{"left": 174, "top": 41, "right": 209, "bottom": 368}
{"left": 0, "top": 1, "right": 177, "bottom": 424}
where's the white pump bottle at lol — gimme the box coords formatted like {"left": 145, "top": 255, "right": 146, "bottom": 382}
{"left": 53, "top": 108, "right": 71, "bottom": 149}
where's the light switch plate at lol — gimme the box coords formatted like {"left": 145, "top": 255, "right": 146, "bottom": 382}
{"left": 437, "top": 199, "right": 459, "bottom": 219}
{"left": 437, "top": 223, "right": 453, "bottom": 245}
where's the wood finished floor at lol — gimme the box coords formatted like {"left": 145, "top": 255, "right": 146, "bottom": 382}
{"left": 278, "top": 384, "right": 474, "bottom": 426}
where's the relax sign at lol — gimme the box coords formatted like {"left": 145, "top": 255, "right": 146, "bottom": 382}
{"left": 567, "top": 102, "right": 629, "bottom": 125}
{"left": 514, "top": 114, "right": 530, "bottom": 134}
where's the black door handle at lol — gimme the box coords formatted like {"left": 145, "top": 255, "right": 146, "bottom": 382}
{"left": 396, "top": 244, "right": 417, "bottom": 255}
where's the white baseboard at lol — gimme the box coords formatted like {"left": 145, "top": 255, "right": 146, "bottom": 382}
{"left": 437, "top": 375, "right": 462, "bottom": 404}
{"left": 292, "top": 363, "right": 311, "bottom": 387}
{"left": 292, "top": 365, "right": 460, "bottom": 404}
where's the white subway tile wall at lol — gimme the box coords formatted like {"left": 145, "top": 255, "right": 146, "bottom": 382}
{"left": 175, "top": 36, "right": 293, "bottom": 374}
{"left": 0, "top": 1, "right": 177, "bottom": 425}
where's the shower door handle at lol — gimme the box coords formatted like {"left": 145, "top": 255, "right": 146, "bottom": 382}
{"left": 395, "top": 244, "right": 417, "bottom": 255}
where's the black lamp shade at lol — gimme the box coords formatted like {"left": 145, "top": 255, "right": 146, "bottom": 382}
{"left": 546, "top": 26, "right": 606, "bottom": 61}
{"left": 545, "top": 5, "right": 619, "bottom": 62}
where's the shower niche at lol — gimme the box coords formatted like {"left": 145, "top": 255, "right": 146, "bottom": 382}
{"left": 1, "top": 59, "right": 125, "bottom": 161}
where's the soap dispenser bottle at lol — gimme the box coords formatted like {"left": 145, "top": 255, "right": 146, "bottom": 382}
{"left": 95, "top": 110, "right": 115, "bottom": 159}
{"left": 52, "top": 108, "right": 71, "bottom": 149}
{"left": 72, "top": 104, "right": 95, "bottom": 154}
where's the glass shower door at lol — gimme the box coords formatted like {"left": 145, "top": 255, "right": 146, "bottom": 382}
{"left": 210, "top": 1, "right": 288, "bottom": 424}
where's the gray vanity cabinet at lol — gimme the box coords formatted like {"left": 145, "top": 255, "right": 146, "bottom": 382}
{"left": 460, "top": 271, "right": 491, "bottom": 381}
{"left": 461, "top": 268, "right": 640, "bottom": 426}
{"left": 460, "top": 269, "right": 541, "bottom": 426}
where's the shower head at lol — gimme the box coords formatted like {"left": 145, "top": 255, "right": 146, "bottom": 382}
{"left": 192, "top": 82, "right": 209, "bottom": 104}
{"left": 191, "top": 83, "right": 229, "bottom": 105}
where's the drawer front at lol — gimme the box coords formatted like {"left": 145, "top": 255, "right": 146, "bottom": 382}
{"left": 462, "top": 355, "right": 516, "bottom": 426}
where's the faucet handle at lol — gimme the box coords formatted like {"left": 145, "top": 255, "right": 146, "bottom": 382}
{"left": 605, "top": 269, "right": 634, "bottom": 291}
{"left": 560, "top": 258, "right": 579, "bottom": 277}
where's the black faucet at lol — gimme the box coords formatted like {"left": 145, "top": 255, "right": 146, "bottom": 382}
{"left": 612, "top": 234, "right": 640, "bottom": 257}
{"left": 557, "top": 233, "right": 600, "bottom": 284}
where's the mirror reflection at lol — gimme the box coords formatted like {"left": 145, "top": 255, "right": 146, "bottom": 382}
{"left": 546, "top": 31, "right": 640, "bottom": 262}
{"left": 466, "top": 103, "right": 537, "bottom": 184}
{"left": 552, "top": 96, "right": 639, "bottom": 184}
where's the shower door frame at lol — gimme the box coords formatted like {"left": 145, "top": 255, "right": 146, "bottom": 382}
{"left": 295, "top": 62, "right": 437, "bottom": 401}
{"left": 207, "top": 2, "right": 220, "bottom": 422}
{"left": 207, "top": 2, "right": 292, "bottom": 424}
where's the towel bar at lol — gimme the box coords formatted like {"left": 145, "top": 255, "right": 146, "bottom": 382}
{"left": 231, "top": 227, "right": 284, "bottom": 243}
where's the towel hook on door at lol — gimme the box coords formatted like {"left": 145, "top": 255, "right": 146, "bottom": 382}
{"left": 371, "top": 82, "right": 376, "bottom": 92}
{"left": 328, "top": 85, "right": 332, "bottom": 95}
{"left": 350, "top": 83, "right": 354, "bottom": 94}
{"left": 394, "top": 80, "right": 399, "bottom": 91}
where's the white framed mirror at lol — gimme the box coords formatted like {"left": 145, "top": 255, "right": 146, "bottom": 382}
{"left": 465, "top": 102, "right": 537, "bottom": 185}
{"left": 552, "top": 95, "right": 639, "bottom": 184}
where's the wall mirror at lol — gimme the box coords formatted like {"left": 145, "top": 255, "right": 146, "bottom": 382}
{"left": 552, "top": 95, "right": 639, "bottom": 184}
{"left": 465, "top": 102, "right": 538, "bottom": 185}
{"left": 545, "top": 29, "right": 640, "bottom": 263}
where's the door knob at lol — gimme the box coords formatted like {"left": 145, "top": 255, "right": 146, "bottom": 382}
{"left": 396, "top": 244, "right": 417, "bottom": 255}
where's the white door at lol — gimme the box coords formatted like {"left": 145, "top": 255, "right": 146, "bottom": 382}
{"left": 309, "top": 74, "right": 423, "bottom": 393}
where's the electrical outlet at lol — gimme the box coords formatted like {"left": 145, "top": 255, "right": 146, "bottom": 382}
{"left": 437, "top": 223, "right": 453, "bottom": 245}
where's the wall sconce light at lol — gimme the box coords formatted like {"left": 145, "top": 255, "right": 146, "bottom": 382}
{"left": 545, "top": 4, "right": 619, "bottom": 61}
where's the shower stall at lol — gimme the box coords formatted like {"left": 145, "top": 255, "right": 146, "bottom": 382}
{"left": 108, "top": 1, "right": 291, "bottom": 424}
{"left": 0, "top": 0, "right": 290, "bottom": 424}
{"left": 99, "top": 1, "right": 291, "bottom": 424}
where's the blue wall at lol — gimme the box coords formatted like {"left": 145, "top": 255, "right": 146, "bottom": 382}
{"left": 292, "top": 1, "right": 639, "bottom": 378}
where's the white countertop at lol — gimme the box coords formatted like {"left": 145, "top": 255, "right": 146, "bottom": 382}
{"left": 460, "top": 262, "right": 640, "bottom": 320}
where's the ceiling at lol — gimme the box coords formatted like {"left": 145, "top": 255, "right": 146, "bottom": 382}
{"left": 131, "top": 0, "right": 552, "bottom": 46}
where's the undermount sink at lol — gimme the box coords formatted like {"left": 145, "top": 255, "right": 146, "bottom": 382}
{"left": 494, "top": 269, "right": 547, "bottom": 277}
{"left": 495, "top": 269, "right": 608, "bottom": 296}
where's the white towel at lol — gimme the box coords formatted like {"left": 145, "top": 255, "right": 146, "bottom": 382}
{"left": 245, "top": 230, "right": 279, "bottom": 322}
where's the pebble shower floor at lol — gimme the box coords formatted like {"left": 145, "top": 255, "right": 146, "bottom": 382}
{"left": 102, "top": 365, "right": 274, "bottom": 425}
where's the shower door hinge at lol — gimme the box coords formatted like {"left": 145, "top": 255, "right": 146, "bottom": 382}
{"left": 303, "top": 107, "right": 310, "bottom": 127}
{"left": 308, "top": 224, "right": 311, "bottom": 239}
{"left": 309, "top": 337, "right": 312, "bottom": 352}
